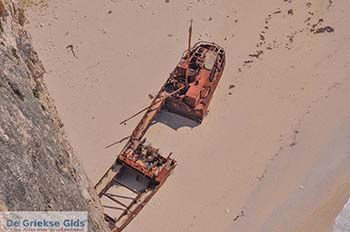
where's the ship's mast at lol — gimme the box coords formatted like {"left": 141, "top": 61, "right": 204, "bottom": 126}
{"left": 188, "top": 19, "right": 193, "bottom": 53}
{"left": 185, "top": 19, "right": 193, "bottom": 88}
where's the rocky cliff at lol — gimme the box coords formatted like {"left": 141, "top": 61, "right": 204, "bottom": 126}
{"left": 0, "top": 1, "right": 109, "bottom": 231}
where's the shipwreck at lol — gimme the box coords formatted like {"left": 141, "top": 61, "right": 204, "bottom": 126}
{"left": 95, "top": 21, "right": 226, "bottom": 231}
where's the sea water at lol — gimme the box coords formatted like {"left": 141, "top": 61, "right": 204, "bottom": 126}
{"left": 334, "top": 198, "right": 350, "bottom": 232}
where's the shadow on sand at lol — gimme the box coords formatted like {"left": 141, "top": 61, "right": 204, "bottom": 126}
{"left": 153, "top": 110, "right": 199, "bottom": 130}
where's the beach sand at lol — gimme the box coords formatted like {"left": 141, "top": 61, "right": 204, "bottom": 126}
{"left": 25, "top": 0, "right": 350, "bottom": 231}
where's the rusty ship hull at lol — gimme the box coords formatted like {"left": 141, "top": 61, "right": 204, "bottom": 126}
{"left": 163, "top": 41, "right": 226, "bottom": 123}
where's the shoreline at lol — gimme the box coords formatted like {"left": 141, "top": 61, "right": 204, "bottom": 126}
{"left": 334, "top": 198, "right": 350, "bottom": 232}
{"left": 298, "top": 182, "right": 350, "bottom": 232}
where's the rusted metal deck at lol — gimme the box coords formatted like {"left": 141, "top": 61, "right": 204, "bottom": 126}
{"left": 95, "top": 90, "right": 176, "bottom": 232}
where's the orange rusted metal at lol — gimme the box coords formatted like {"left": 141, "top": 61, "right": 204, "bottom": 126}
{"left": 118, "top": 139, "right": 175, "bottom": 183}
{"left": 163, "top": 41, "right": 226, "bottom": 123}
{"left": 95, "top": 91, "right": 176, "bottom": 232}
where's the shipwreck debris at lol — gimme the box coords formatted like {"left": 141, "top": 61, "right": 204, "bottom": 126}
{"left": 234, "top": 210, "right": 245, "bottom": 222}
{"left": 249, "top": 50, "right": 263, "bottom": 59}
{"left": 95, "top": 21, "right": 226, "bottom": 232}
{"left": 162, "top": 42, "right": 225, "bottom": 122}
{"left": 105, "top": 136, "right": 131, "bottom": 149}
{"left": 314, "top": 26, "right": 334, "bottom": 34}
{"left": 66, "top": 44, "right": 77, "bottom": 59}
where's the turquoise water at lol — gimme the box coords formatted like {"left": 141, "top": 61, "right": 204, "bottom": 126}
{"left": 334, "top": 198, "right": 350, "bottom": 232}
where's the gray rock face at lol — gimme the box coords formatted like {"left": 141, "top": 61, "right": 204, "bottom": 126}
{"left": 0, "top": 1, "right": 109, "bottom": 231}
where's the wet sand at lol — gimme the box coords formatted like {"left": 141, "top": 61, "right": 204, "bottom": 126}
{"left": 26, "top": 0, "right": 350, "bottom": 231}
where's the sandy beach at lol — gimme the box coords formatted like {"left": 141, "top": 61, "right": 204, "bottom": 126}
{"left": 25, "top": 0, "right": 350, "bottom": 231}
